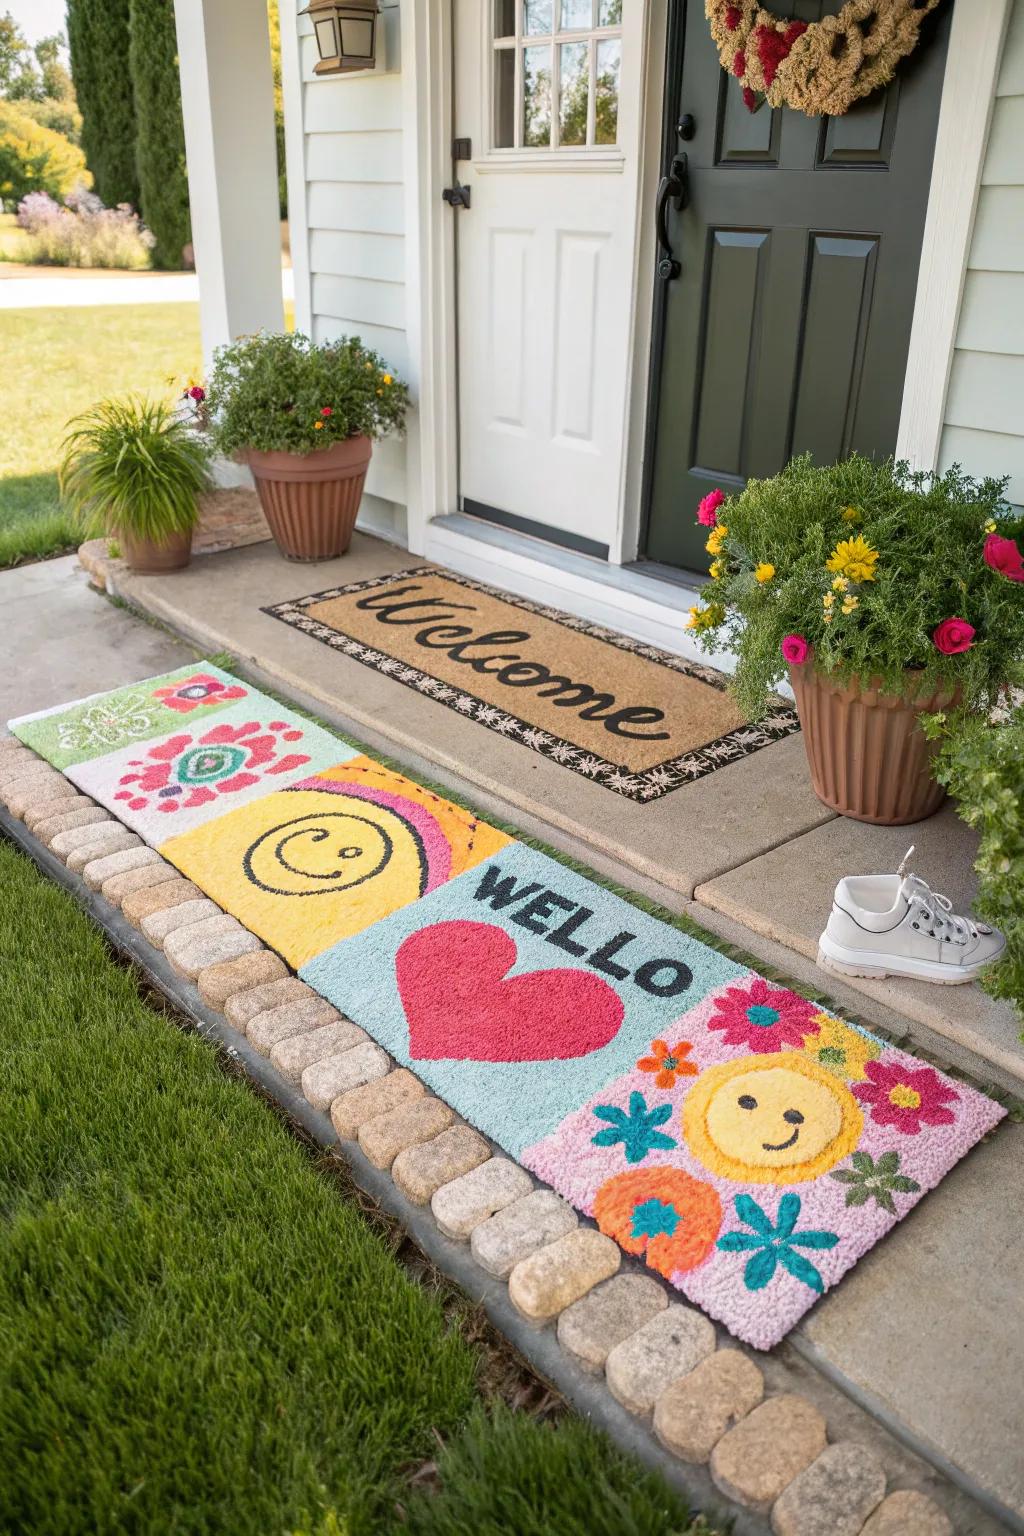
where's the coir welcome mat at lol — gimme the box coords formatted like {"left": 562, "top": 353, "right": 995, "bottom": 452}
{"left": 8, "top": 664, "right": 1004, "bottom": 1350}
{"left": 262, "top": 567, "right": 799, "bottom": 802}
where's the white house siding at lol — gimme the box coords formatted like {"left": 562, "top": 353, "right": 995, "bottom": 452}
{"left": 940, "top": 0, "right": 1024, "bottom": 508}
{"left": 283, "top": 2, "right": 409, "bottom": 543}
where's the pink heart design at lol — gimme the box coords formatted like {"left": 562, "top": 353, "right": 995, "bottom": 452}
{"left": 396, "top": 919, "right": 624, "bottom": 1063}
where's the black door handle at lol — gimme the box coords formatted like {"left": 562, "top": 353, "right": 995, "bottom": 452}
{"left": 656, "top": 153, "right": 688, "bottom": 282}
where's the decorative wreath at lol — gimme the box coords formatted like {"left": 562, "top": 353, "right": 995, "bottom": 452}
{"left": 706, "top": 0, "right": 942, "bottom": 118}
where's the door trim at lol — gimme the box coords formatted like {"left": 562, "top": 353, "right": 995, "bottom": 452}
{"left": 895, "top": 0, "right": 1013, "bottom": 469}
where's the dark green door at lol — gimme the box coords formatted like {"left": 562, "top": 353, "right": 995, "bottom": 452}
{"left": 643, "top": 0, "right": 949, "bottom": 573}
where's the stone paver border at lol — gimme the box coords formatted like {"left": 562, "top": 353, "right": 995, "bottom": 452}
{"left": 0, "top": 736, "right": 991, "bottom": 1536}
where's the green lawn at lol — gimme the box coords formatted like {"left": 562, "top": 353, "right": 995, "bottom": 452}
{"left": 0, "top": 837, "right": 712, "bottom": 1536}
{"left": 0, "top": 302, "right": 203, "bottom": 568}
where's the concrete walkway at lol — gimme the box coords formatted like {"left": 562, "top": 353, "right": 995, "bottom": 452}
{"left": 0, "top": 268, "right": 295, "bottom": 310}
{"left": 3, "top": 550, "right": 1022, "bottom": 1531}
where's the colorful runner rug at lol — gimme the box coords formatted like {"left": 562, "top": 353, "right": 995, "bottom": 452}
{"left": 9, "top": 665, "right": 1004, "bottom": 1350}
{"left": 262, "top": 567, "right": 799, "bottom": 802}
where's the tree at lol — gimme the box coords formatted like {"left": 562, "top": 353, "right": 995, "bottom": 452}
{"left": 128, "top": 0, "right": 190, "bottom": 269}
{"left": 0, "top": 10, "right": 28, "bottom": 96}
{"left": 66, "top": 0, "right": 140, "bottom": 209}
{"left": 0, "top": 98, "right": 89, "bottom": 201}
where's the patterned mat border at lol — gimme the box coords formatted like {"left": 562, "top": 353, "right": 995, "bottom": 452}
{"left": 263, "top": 567, "right": 800, "bottom": 803}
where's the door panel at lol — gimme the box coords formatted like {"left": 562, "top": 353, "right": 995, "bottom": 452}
{"left": 643, "top": 0, "right": 950, "bottom": 573}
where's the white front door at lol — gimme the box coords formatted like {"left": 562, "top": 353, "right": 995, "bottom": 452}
{"left": 454, "top": 0, "right": 645, "bottom": 557}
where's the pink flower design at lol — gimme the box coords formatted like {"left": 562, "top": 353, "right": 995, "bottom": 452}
{"left": 781, "top": 634, "right": 809, "bottom": 665}
{"left": 932, "top": 617, "right": 975, "bottom": 655}
{"left": 853, "top": 1059, "right": 959, "bottom": 1135}
{"left": 984, "top": 533, "right": 1024, "bottom": 582}
{"left": 114, "top": 719, "right": 310, "bottom": 814}
{"left": 188, "top": 385, "right": 206, "bottom": 402}
{"left": 152, "top": 673, "right": 248, "bottom": 715}
{"left": 706, "top": 977, "right": 820, "bottom": 1054}
{"left": 697, "top": 489, "right": 726, "bottom": 527}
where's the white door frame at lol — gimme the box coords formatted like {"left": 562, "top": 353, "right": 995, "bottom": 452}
{"left": 400, "top": 0, "right": 1008, "bottom": 571}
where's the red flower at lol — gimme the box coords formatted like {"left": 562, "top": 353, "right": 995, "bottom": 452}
{"left": 114, "top": 719, "right": 309, "bottom": 814}
{"left": 732, "top": 48, "right": 746, "bottom": 77}
{"left": 984, "top": 533, "right": 1024, "bottom": 582}
{"left": 932, "top": 617, "right": 975, "bottom": 655}
{"left": 853, "top": 1059, "right": 959, "bottom": 1135}
{"left": 636, "top": 1039, "right": 699, "bottom": 1089}
{"left": 321, "top": 406, "right": 334, "bottom": 417}
{"left": 781, "top": 634, "right": 809, "bottom": 666}
{"left": 707, "top": 977, "right": 820, "bottom": 1054}
{"left": 188, "top": 385, "right": 205, "bottom": 402}
{"left": 152, "top": 673, "right": 247, "bottom": 714}
{"left": 725, "top": 4, "right": 742, "bottom": 29}
{"left": 697, "top": 488, "right": 726, "bottom": 527}
{"left": 755, "top": 19, "right": 807, "bottom": 89}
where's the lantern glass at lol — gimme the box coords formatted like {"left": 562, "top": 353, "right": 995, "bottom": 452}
{"left": 339, "top": 17, "right": 374, "bottom": 59}
{"left": 313, "top": 14, "right": 338, "bottom": 59}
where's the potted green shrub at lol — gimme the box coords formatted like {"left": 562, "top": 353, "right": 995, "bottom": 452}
{"left": 205, "top": 331, "right": 409, "bottom": 561}
{"left": 60, "top": 397, "right": 212, "bottom": 574}
{"left": 686, "top": 456, "right": 1024, "bottom": 825}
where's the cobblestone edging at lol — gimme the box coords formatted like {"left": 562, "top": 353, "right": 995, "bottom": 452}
{"left": 0, "top": 736, "right": 973, "bottom": 1536}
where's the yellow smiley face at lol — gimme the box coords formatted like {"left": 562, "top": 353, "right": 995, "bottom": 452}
{"left": 682, "top": 1052, "right": 863, "bottom": 1185}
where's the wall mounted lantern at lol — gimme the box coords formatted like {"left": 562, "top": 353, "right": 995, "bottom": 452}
{"left": 301, "top": 0, "right": 378, "bottom": 75}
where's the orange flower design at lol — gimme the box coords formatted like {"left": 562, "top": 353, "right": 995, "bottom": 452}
{"left": 594, "top": 1167, "right": 721, "bottom": 1279}
{"left": 636, "top": 1038, "right": 698, "bottom": 1089}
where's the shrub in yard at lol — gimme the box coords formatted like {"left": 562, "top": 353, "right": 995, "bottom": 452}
{"left": 0, "top": 100, "right": 90, "bottom": 203}
{"left": 129, "top": 0, "right": 191, "bottom": 269}
{"left": 926, "top": 703, "right": 1024, "bottom": 1034}
{"left": 685, "top": 455, "right": 1024, "bottom": 721}
{"left": 66, "top": 0, "right": 140, "bottom": 207}
{"left": 11, "top": 97, "right": 84, "bottom": 146}
{"left": 12, "top": 187, "right": 154, "bottom": 269}
{"left": 207, "top": 331, "right": 410, "bottom": 455}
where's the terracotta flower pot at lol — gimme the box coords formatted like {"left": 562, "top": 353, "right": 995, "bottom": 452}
{"left": 119, "top": 527, "right": 193, "bottom": 573}
{"left": 244, "top": 436, "right": 373, "bottom": 561}
{"left": 788, "top": 663, "right": 958, "bottom": 826}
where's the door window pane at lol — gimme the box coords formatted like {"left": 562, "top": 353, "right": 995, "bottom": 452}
{"left": 494, "top": 47, "right": 515, "bottom": 147}
{"left": 524, "top": 0, "right": 552, "bottom": 36}
{"left": 523, "top": 45, "right": 553, "bottom": 146}
{"left": 598, "top": 0, "right": 622, "bottom": 23}
{"left": 595, "top": 38, "right": 620, "bottom": 144}
{"left": 559, "top": 41, "right": 589, "bottom": 146}
{"left": 494, "top": 0, "right": 516, "bottom": 39}
{"left": 560, "top": 0, "right": 592, "bottom": 28}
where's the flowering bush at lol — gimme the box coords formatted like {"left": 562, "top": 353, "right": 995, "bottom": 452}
{"left": 686, "top": 455, "right": 1024, "bottom": 720}
{"left": 11, "top": 187, "right": 155, "bottom": 269}
{"left": 926, "top": 703, "right": 1024, "bottom": 1034}
{"left": 205, "top": 331, "right": 410, "bottom": 457}
{"left": 0, "top": 100, "right": 88, "bottom": 202}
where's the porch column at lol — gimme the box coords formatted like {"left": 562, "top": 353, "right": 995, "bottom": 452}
{"left": 173, "top": 0, "right": 284, "bottom": 374}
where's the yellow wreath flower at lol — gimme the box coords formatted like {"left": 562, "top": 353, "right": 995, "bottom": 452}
{"left": 826, "top": 535, "right": 879, "bottom": 584}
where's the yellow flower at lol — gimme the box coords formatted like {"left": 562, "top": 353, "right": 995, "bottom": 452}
{"left": 823, "top": 611, "right": 834, "bottom": 624}
{"left": 709, "top": 559, "right": 726, "bottom": 580}
{"left": 822, "top": 591, "right": 835, "bottom": 609}
{"left": 685, "top": 602, "right": 725, "bottom": 634}
{"left": 365, "top": 361, "right": 373, "bottom": 370}
{"left": 754, "top": 562, "right": 775, "bottom": 584}
{"left": 841, "top": 506, "right": 862, "bottom": 524}
{"left": 376, "top": 388, "right": 384, "bottom": 396}
{"left": 802, "top": 1014, "right": 879, "bottom": 1082}
{"left": 313, "top": 420, "right": 324, "bottom": 430}
{"left": 382, "top": 373, "right": 393, "bottom": 386}
{"left": 826, "top": 534, "right": 879, "bottom": 584}
{"left": 705, "top": 523, "right": 728, "bottom": 556}
{"left": 841, "top": 595, "right": 859, "bottom": 615}
{"left": 831, "top": 576, "right": 849, "bottom": 593}
{"left": 985, "top": 519, "right": 997, "bottom": 534}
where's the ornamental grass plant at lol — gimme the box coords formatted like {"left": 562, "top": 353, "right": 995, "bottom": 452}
{"left": 206, "top": 331, "right": 409, "bottom": 457}
{"left": 687, "top": 455, "right": 1024, "bottom": 720}
{"left": 59, "top": 396, "right": 211, "bottom": 542}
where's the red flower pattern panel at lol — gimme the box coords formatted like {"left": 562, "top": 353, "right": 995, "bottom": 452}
{"left": 115, "top": 719, "right": 311, "bottom": 815}
{"left": 706, "top": 976, "right": 820, "bottom": 1054}
{"left": 151, "top": 673, "right": 248, "bottom": 715}
{"left": 853, "top": 1059, "right": 959, "bottom": 1135}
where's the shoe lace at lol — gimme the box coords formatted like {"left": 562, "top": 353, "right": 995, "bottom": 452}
{"left": 898, "top": 846, "right": 977, "bottom": 945}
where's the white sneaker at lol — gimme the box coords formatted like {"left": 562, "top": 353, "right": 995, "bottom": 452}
{"left": 817, "top": 848, "right": 1006, "bottom": 985}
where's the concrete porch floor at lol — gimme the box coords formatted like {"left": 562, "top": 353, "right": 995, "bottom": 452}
{"left": 4, "top": 549, "right": 1022, "bottom": 1530}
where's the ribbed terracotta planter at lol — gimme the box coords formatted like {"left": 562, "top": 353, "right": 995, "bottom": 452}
{"left": 788, "top": 663, "right": 957, "bottom": 826}
{"left": 119, "top": 527, "right": 193, "bottom": 573}
{"left": 245, "top": 436, "right": 373, "bottom": 561}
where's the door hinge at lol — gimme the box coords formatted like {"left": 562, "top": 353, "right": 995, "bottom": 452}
{"left": 442, "top": 182, "right": 471, "bottom": 210}
{"left": 452, "top": 136, "right": 472, "bottom": 160}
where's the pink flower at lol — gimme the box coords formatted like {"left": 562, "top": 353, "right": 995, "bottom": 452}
{"left": 321, "top": 406, "right": 334, "bottom": 417}
{"left": 984, "top": 533, "right": 1024, "bottom": 582}
{"left": 781, "top": 634, "right": 809, "bottom": 665}
{"left": 152, "top": 673, "right": 247, "bottom": 714}
{"left": 853, "top": 1059, "right": 959, "bottom": 1135}
{"left": 188, "top": 386, "right": 205, "bottom": 402}
{"left": 114, "top": 719, "right": 309, "bottom": 814}
{"left": 932, "top": 617, "right": 975, "bottom": 655}
{"left": 697, "top": 488, "right": 726, "bottom": 527}
{"left": 706, "top": 977, "right": 820, "bottom": 1054}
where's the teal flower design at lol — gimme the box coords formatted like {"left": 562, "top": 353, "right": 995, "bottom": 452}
{"left": 631, "top": 1197, "right": 681, "bottom": 1240}
{"left": 831, "top": 1150, "right": 921, "bottom": 1215}
{"left": 591, "top": 1092, "right": 676, "bottom": 1164}
{"left": 716, "top": 1193, "right": 838, "bottom": 1294}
